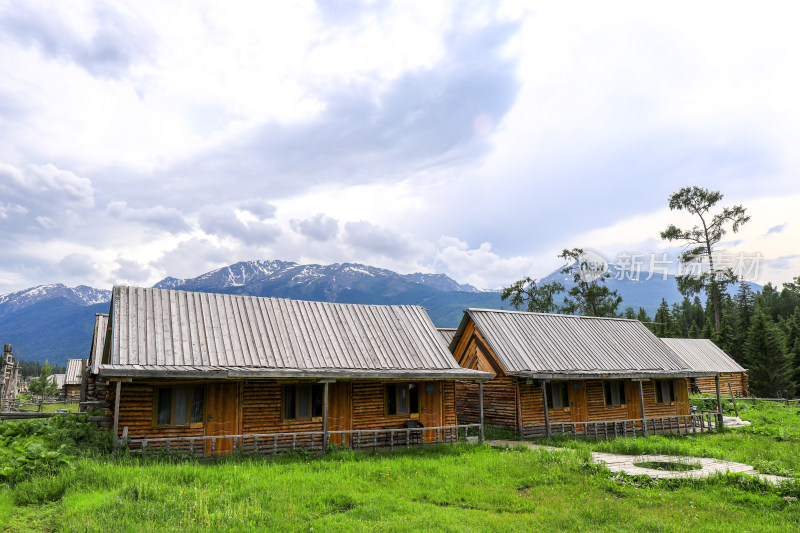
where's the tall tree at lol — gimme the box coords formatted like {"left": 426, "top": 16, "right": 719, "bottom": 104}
{"left": 784, "top": 306, "right": 800, "bottom": 392}
{"left": 500, "top": 277, "right": 565, "bottom": 313}
{"left": 558, "top": 248, "right": 622, "bottom": 317}
{"left": 745, "top": 305, "right": 793, "bottom": 397}
{"left": 660, "top": 186, "right": 750, "bottom": 332}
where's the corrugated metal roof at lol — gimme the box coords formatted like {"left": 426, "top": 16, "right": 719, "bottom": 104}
{"left": 437, "top": 328, "right": 457, "bottom": 345}
{"left": 90, "top": 313, "right": 108, "bottom": 374}
{"left": 662, "top": 338, "right": 746, "bottom": 373}
{"left": 101, "top": 286, "right": 492, "bottom": 380}
{"left": 64, "top": 358, "right": 86, "bottom": 385}
{"left": 452, "top": 309, "right": 705, "bottom": 379}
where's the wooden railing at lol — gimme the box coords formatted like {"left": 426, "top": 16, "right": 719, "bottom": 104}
{"left": 523, "top": 413, "right": 721, "bottom": 440}
{"left": 127, "top": 424, "right": 482, "bottom": 458}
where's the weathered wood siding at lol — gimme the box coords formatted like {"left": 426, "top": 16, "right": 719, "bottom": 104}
{"left": 456, "top": 377, "right": 518, "bottom": 429}
{"left": 63, "top": 384, "right": 81, "bottom": 400}
{"left": 518, "top": 379, "right": 692, "bottom": 437}
{"left": 114, "top": 379, "right": 458, "bottom": 447}
{"left": 691, "top": 373, "right": 748, "bottom": 397}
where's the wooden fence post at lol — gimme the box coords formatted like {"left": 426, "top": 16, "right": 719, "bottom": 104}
{"left": 638, "top": 381, "right": 647, "bottom": 436}
{"left": 540, "top": 380, "right": 551, "bottom": 439}
{"left": 112, "top": 381, "right": 121, "bottom": 449}
{"left": 715, "top": 375, "right": 723, "bottom": 430}
{"left": 478, "top": 381, "right": 485, "bottom": 443}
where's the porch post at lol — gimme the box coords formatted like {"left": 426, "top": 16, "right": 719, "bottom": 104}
{"left": 478, "top": 381, "right": 485, "bottom": 443}
{"left": 638, "top": 380, "right": 647, "bottom": 436}
{"left": 112, "top": 381, "right": 122, "bottom": 448}
{"left": 715, "top": 374, "right": 723, "bottom": 430}
{"left": 540, "top": 380, "right": 551, "bottom": 439}
{"left": 322, "top": 381, "right": 330, "bottom": 451}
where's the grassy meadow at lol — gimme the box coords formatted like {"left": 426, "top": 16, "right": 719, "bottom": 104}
{"left": 0, "top": 402, "right": 799, "bottom": 532}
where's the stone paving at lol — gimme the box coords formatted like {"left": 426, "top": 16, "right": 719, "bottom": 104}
{"left": 487, "top": 440, "right": 790, "bottom": 485}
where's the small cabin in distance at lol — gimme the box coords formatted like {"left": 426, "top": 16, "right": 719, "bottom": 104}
{"left": 91, "top": 287, "right": 493, "bottom": 455}
{"left": 63, "top": 358, "right": 87, "bottom": 401}
{"left": 661, "top": 338, "right": 748, "bottom": 397}
{"left": 448, "top": 309, "right": 718, "bottom": 438}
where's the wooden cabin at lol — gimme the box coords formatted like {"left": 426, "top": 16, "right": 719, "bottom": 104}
{"left": 449, "top": 309, "right": 717, "bottom": 438}
{"left": 92, "top": 287, "right": 492, "bottom": 455}
{"left": 63, "top": 358, "right": 86, "bottom": 401}
{"left": 662, "top": 338, "right": 748, "bottom": 397}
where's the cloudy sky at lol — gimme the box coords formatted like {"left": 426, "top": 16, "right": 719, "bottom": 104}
{"left": 1, "top": 0, "right": 799, "bottom": 294}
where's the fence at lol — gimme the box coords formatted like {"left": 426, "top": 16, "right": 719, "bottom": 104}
{"left": 127, "top": 424, "right": 482, "bottom": 458}
{"left": 522, "top": 412, "right": 721, "bottom": 440}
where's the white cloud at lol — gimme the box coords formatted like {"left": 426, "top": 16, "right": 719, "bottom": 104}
{"left": 106, "top": 201, "right": 191, "bottom": 233}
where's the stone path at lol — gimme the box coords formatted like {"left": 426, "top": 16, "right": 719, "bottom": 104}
{"left": 487, "top": 440, "right": 790, "bottom": 485}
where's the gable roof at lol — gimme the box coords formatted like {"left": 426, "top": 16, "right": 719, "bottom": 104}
{"left": 661, "top": 338, "right": 746, "bottom": 373}
{"left": 64, "top": 358, "right": 86, "bottom": 385}
{"left": 89, "top": 313, "right": 108, "bottom": 374}
{"left": 99, "top": 286, "right": 492, "bottom": 381}
{"left": 437, "top": 328, "right": 457, "bottom": 345}
{"left": 451, "top": 309, "right": 712, "bottom": 379}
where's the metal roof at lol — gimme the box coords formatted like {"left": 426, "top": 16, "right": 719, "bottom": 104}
{"left": 64, "top": 358, "right": 86, "bottom": 385}
{"left": 49, "top": 373, "right": 65, "bottom": 388}
{"left": 89, "top": 313, "right": 108, "bottom": 374}
{"left": 661, "top": 338, "right": 746, "bottom": 373}
{"left": 451, "top": 309, "right": 710, "bottom": 379}
{"left": 437, "top": 328, "right": 457, "bottom": 345}
{"left": 100, "top": 286, "right": 492, "bottom": 381}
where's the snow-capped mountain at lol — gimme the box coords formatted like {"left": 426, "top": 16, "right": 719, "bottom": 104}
{"left": 0, "top": 284, "right": 111, "bottom": 317}
{"left": 153, "top": 260, "right": 481, "bottom": 295}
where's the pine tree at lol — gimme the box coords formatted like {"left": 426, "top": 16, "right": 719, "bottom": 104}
{"left": 784, "top": 306, "right": 800, "bottom": 392}
{"left": 745, "top": 306, "right": 793, "bottom": 397}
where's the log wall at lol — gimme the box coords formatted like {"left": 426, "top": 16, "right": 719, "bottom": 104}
{"left": 691, "top": 372, "right": 748, "bottom": 397}
{"left": 63, "top": 384, "right": 81, "bottom": 401}
{"left": 114, "top": 379, "right": 458, "bottom": 444}
{"left": 456, "top": 377, "right": 518, "bottom": 429}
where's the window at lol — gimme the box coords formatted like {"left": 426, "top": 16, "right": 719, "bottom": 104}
{"left": 604, "top": 381, "right": 627, "bottom": 407}
{"left": 155, "top": 386, "right": 204, "bottom": 426}
{"left": 283, "top": 384, "right": 324, "bottom": 420}
{"left": 546, "top": 382, "right": 570, "bottom": 410}
{"left": 385, "top": 383, "right": 419, "bottom": 416}
{"left": 655, "top": 380, "right": 675, "bottom": 404}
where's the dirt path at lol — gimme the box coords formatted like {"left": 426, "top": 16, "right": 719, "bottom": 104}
{"left": 487, "top": 440, "right": 791, "bottom": 484}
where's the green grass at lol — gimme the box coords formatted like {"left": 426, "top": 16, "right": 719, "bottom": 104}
{"left": 2, "top": 403, "right": 800, "bottom": 531}
{"left": 1, "top": 444, "right": 799, "bottom": 532}
{"left": 534, "top": 400, "right": 800, "bottom": 478}
{"left": 39, "top": 402, "right": 79, "bottom": 414}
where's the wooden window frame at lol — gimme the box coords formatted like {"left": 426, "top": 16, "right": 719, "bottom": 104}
{"left": 546, "top": 382, "right": 570, "bottom": 411}
{"left": 152, "top": 385, "right": 205, "bottom": 428}
{"left": 655, "top": 379, "right": 676, "bottom": 405}
{"left": 384, "top": 383, "right": 420, "bottom": 417}
{"left": 282, "top": 384, "right": 324, "bottom": 421}
{"left": 603, "top": 381, "right": 627, "bottom": 408}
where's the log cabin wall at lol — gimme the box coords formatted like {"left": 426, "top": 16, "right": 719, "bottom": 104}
{"left": 518, "top": 378, "right": 691, "bottom": 437}
{"left": 456, "top": 377, "right": 518, "bottom": 430}
{"left": 113, "top": 379, "right": 459, "bottom": 443}
{"left": 63, "top": 384, "right": 81, "bottom": 400}
{"left": 692, "top": 373, "right": 748, "bottom": 396}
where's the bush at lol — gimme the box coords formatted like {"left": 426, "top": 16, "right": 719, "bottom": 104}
{"left": 0, "top": 414, "right": 112, "bottom": 487}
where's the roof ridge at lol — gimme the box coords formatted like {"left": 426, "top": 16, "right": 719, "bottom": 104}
{"left": 465, "top": 308, "right": 641, "bottom": 322}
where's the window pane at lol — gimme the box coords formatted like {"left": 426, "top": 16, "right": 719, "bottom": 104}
{"left": 311, "top": 385, "right": 323, "bottom": 418}
{"left": 191, "top": 386, "right": 204, "bottom": 423}
{"left": 386, "top": 384, "right": 397, "bottom": 415}
{"left": 297, "top": 384, "right": 311, "bottom": 419}
{"left": 619, "top": 384, "right": 627, "bottom": 405}
{"left": 561, "top": 384, "right": 570, "bottom": 408}
{"left": 398, "top": 385, "right": 409, "bottom": 415}
{"left": 157, "top": 388, "right": 171, "bottom": 425}
{"left": 546, "top": 383, "right": 554, "bottom": 410}
{"left": 409, "top": 384, "right": 419, "bottom": 414}
{"left": 173, "top": 388, "right": 189, "bottom": 424}
{"left": 284, "top": 385, "right": 296, "bottom": 419}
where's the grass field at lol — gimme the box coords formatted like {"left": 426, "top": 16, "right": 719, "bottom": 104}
{"left": 1, "top": 402, "right": 799, "bottom": 532}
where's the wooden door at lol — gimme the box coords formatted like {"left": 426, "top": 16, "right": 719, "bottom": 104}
{"left": 420, "top": 382, "right": 441, "bottom": 442}
{"left": 327, "top": 382, "right": 352, "bottom": 445}
{"left": 205, "top": 383, "right": 239, "bottom": 456}
{"left": 569, "top": 381, "right": 587, "bottom": 430}
{"left": 626, "top": 381, "right": 642, "bottom": 427}
{"left": 675, "top": 379, "right": 689, "bottom": 416}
